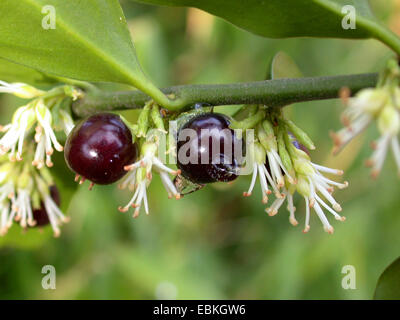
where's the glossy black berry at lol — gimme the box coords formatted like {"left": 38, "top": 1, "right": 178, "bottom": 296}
{"left": 176, "top": 113, "right": 243, "bottom": 184}
{"left": 64, "top": 113, "right": 138, "bottom": 185}
{"left": 33, "top": 185, "right": 61, "bottom": 227}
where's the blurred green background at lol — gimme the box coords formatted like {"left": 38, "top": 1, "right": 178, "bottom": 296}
{"left": 1, "top": 0, "right": 400, "bottom": 299}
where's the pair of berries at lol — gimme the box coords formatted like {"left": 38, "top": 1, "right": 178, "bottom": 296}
{"left": 64, "top": 112, "right": 243, "bottom": 187}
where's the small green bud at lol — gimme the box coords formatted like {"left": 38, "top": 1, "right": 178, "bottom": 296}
{"left": 284, "top": 119, "right": 315, "bottom": 150}
{"left": 262, "top": 119, "right": 275, "bottom": 136}
{"left": 277, "top": 127, "right": 294, "bottom": 174}
{"left": 259, "top": 120, "right": 277, "bottom": 151}
{"left": 151, "top": 104, "right": 167, "bottom": 133}
{"left": 137, "top": 101, "right": 152, "bottom": 138}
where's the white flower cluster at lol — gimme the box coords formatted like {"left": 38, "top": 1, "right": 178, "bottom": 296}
{"left": 119, "top": 139, "right": 181, "bottom": 217}
{"left": 243, "top": 116, "right": 348, "bottom": 233}
{"left": 0, "top": 160, "right": 68, "bottom": 237}
{"left": 118, "top": 104, "right": 180, "bottom": 217}
{"left": 0, "top": 81, "right": 76, "bottom": 169}
{"left": 0, "top": 80, "right": 77, "bottom": 236}
{"left": 332, "top": 87, "right": 400, "bottom": 178}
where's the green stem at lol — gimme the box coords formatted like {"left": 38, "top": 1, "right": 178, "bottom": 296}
{"left": 72, "top": 73, "right": 378, "bottom": 117}
{"left": 367, "top": 22, "right": 400, "bottom": 57}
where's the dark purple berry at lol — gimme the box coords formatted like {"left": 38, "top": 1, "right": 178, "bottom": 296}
{"left": 64, "top": 113, "right": 138, "bottom": 185}
{"left": 176, "top": 113, "right": 243, "bottom": 184}
{"left": 32, "top": 185, "right": 61, "bottom": 227}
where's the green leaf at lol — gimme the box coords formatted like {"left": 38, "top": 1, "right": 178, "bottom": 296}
{"left": 0, "top": 58, "right": 56, "bottom": 86}
{"left": 374, "top": 257, "right": 400, "bottom": 299}
{"left": 133, "top": 0, "right": 400, "bottom": 54}
{"left": 269, "top": 52, "right": 304, "bottom": 80}
{"left": 0, "top": 0, "right": 169, "bottom": 104}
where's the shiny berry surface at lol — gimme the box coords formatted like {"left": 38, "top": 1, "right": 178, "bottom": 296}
{"left": 33, "top": 185, "right": 61, "bottom": 227}
{"left": 177, "top": 113, "right": 242, "bottom": 184}
{"left": 64, "top": 113, "right": 138, "bottom": 185}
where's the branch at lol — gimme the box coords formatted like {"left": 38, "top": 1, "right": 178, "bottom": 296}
{"left": 72, "top": 73, "right": 378, "bottom": 117}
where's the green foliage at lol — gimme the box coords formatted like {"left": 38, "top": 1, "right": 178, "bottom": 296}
{"left": 133, "top": 0, "right": 376, "bottom": 39}
{"left": 0, "top": 0, "right": 156, "bottom": 93}
{"left": 269, "top": 52, "right": 304, "bottom": 80}
{"left": 374, "top": 257, "right": 400, "bottom": 299}
{"left": 1, "top": 0, "right": 400, "bottom": 300}
{"left": 0, "top": 58, "right": 56, "bottom": 86}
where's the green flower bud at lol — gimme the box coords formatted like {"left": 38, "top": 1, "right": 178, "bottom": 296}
{"left": 283, "top": 119, "right": 315, "bottom": 150}
{"left": 151, "top": 104, "right": 166, "bottom": 133}
{"left": 259, "top": 120, "right": 277, "bottom": 151}
{"left": 277, "top": 126, "right": 294, "bottom": 174}
{"left": 137, "top": 101, "right": 152, "bottom": 137}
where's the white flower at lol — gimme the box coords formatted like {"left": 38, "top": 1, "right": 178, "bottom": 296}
{"left": 0, "top": 105, "right": 36, "bottom": 161}
{"left": 366, "top": 104, "right": 400, "bottom": 178}
{"left": 0, "top": 100, "right": 64, "bottom": 167}
{"left": 243, "top": 127, "right": 295, "bottom": 204}
{"left": 0, "top": 201, "right": 12, "bottom": 236}
{"left": 0, "top": 80, "right": 44, "bottom": 99}
{"left": 243, "top": 142, "right": 282, "bottom": 203}
{"left": 265, "top": 185, "right": 298, "bottom": 226}
{"left": 39, "top": 188, "right": 70, "bottom": 238}
{"left": 58, "top": 109, "right": 75, "bottom": 136}
{"left": 0, "top": 161, "right": 69, "bottom": 237}
{"left": 32, "top": 101, "right": 64, "bottom": 168}
{"left": 12, "top": 187, "right": 35, "bottom": 229}
{"left": 332, "top": 87, "right": 400, "bottom": 178}
{"left": 119, "top": 141, "right": 180, "bottom": 217}
{"left": 292, "top": 150, "right": 348, "bottom": 233}
{"left": 331, "top": 88, "right": 388, "bottom": 154}
{"left": 5, "top": 169, "right": 36, "bottom": 231}
{"left": 0, "top": 181, "right": 15, "bottom": 236}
